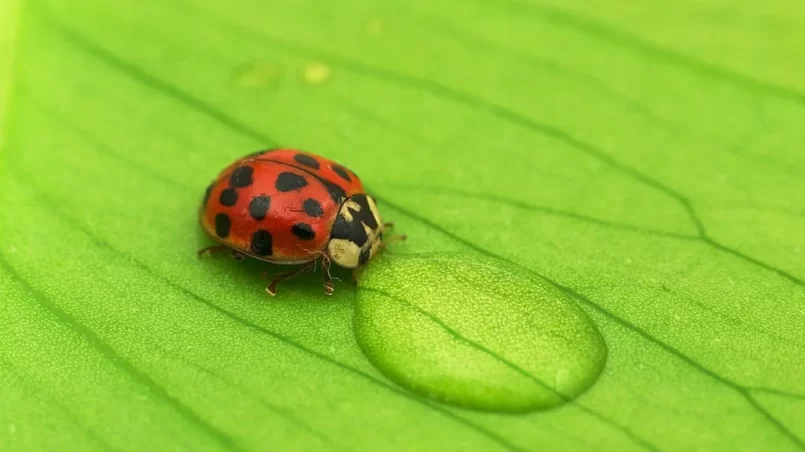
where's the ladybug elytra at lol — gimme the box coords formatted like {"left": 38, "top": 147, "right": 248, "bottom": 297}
{"left": 198, "top": 148, "right": 404, "bottom": 295}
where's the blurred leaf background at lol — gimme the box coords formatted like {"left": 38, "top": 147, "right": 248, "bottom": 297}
{"left": 1, "top": 0, "right": 804, "bottom": 451}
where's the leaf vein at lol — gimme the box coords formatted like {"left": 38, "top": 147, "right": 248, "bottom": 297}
{"left": 6, "top": 172, "right": 527, "bottom": 452}
{"left": 493, "top": 0, "right": 805, "bottom": 105}
{"left": 0, "top": 253, "right": 246, "bottom": 452}
{"left": 374, "top": 195, "right": 805, "bottom": 450}
{"left": 363, "top": 287, "right": 661, "bottom": 452}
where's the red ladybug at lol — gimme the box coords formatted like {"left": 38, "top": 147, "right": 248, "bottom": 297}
{"left": 198, "top": 149, "right": 404, "bottom": 295}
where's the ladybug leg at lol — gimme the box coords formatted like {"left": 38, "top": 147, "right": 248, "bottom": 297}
{"left": 197, "top": 245, "right": 229, "bottom": 258}
{"left": 351, "top": 266, "right": 366, "bottom": 286}
{"left": 320, "top": 255, "right": 335, "bottom": 296}
{"left": 265, "top": 261, "right": 316, "bottom": 296}
{"left": 379, "top": 234, "right": 407, "bottom": 253}
{"left": 383, "top": 222, "right": 395, "bottom": 230}
{"left": 230, "top": 250, "right": 247, "bottom": 261}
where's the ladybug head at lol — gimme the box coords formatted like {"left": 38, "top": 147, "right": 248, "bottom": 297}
{"left": 326, "top": 194, "right": 384, "bottom": 268}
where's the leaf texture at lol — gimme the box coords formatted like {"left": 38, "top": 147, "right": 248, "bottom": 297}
{"left": 1, "top": 0, "right": 804, "bottom": 451}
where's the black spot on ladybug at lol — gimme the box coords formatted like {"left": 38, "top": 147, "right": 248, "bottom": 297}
{"left": 303, "top": 198, "right": 324, "bottom": 217}
{"left": 262, "top": 156, "right": 345, "bottom": 202}
{"left": 323, "top": 180, "right": 346, "bottom": 203}
{"left": 358, "top": 246, "right": 371, "bottom": 266}
{"left": 331, "top": 213, "right": 368, "bottom": 247}
{"left": 203, "top": 183, "right": 214, "bottom": 206}
{"left": 349, "top": 194, "right": 379, "bottom": 229}
{"left": 331, "top": 215, "right": 350, "bottom": 240}
{"left": 332, "top": 165, "right": 351, "bottom": 182}
{"left": 291, "top": 223, "right": 316, "bottom": 240}
{"left": 230, "top": 166, "right": 254, "bottom": 188}
{"left": 215, "top": 213, "right": 231, "bottom": 238}
{"left": 275, "top": 172, "right": 308, "bottom": 192}
{"left": 219, "top": 188, "right": 238, "bottom": 206}
{"left": 350, "top": 223, "right": 368, "bottom": 247}
{"left": 293, "top": 153, "right": 320, "bottom": 170}
{"left": 251, "top": 229, "right": 273, "bottom": 255}
{"left": 249, "top": 195, "right": 271, "bottom": 220}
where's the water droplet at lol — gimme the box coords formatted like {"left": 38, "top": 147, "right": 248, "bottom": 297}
{"left": 354, "top": 253, "right": 608, "bottom": 413}
{"left": 303, "top": 62, "right": 331, "bottom": 85}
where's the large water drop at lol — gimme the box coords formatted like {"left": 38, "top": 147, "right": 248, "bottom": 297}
{"left": 354, "top": 253, "right": 608, "bottom": 412}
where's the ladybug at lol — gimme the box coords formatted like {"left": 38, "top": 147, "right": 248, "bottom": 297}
{"left": 198, "top": 148, "right": 404, "bottom": 296}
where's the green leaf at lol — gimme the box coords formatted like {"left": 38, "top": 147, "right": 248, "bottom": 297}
{"left": 1, "top": 0, "right": 804, "bottom": 451}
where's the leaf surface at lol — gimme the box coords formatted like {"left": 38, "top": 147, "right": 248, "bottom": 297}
{"left": 1, "top": 0, "right": 804, "bottom": 451}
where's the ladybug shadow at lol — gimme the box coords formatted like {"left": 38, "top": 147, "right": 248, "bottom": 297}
{"left": 229, "top": 256, "right": 357, "bottom": 300}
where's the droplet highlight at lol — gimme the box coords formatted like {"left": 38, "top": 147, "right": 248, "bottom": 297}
{"left": 354, "top": 253, "right": 608, "bottom": 413}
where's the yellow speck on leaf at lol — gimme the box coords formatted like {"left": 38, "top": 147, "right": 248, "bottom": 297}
{"left": 304, "top": 63, "right": 331, "bottom": 85}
